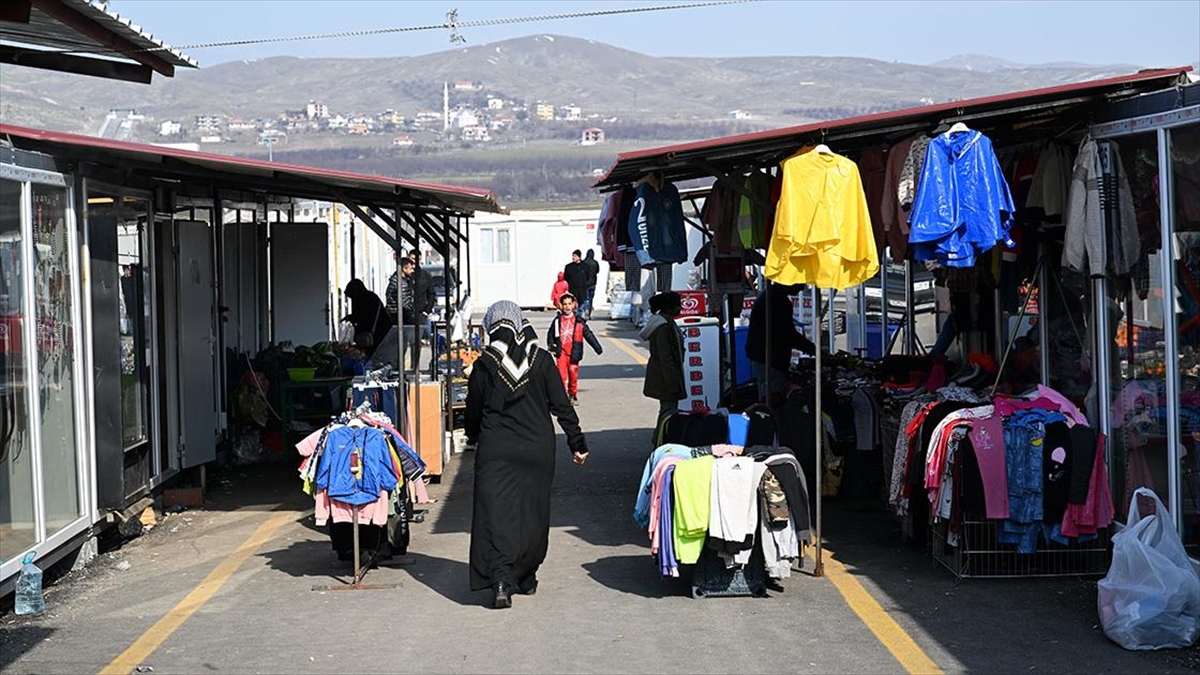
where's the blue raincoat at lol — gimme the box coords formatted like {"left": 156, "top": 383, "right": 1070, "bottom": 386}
{"left": 908, "top": 130, "right": 1015, "bottom": 267}
{"left": 316, "top": 425, "right": 399, "bottom": 506}
{"left": 628, "top": 180, "right": 688, "bottom": 266}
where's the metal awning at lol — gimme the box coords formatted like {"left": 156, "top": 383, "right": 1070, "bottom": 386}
{"left": 593, "top": 66, "right": 1194, "bottom": 189}
{"left": 0, "top": 0, "right": 197, "bottom": 83}
{"left": 0, "top": 123, "right": 503, "bottom": 216}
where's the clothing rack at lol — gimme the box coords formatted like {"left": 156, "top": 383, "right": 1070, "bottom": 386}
{"left": 306, "top": 401, "right": 414, "bottom": 592}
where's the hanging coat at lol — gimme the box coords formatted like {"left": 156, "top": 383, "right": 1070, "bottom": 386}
{"left": 908, "top": 130, "right": 1016, "bottom": 268}
{"left": 629, "top": 180, "right": 688, "bottom": 267}
{"left": 765, "top": 148, "right": 879, "bottom": 290}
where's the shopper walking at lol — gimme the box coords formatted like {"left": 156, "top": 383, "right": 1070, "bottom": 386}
{"left": 563, "top": 249, "right": 588, "bottom": 303}
{"left": 465, "top": 300, "right": 589, "bottom": 609}
{"left": 550, "top": 271, "right": 569, "bottom": 308}
{"left": 581, "top": 249, "right": 601, "bottom": 319}
{"left": 546, "top": 292, "right": 604, "bottom": 405}
{"left": 640, "top": 291, "right": 685, "bottom": 423}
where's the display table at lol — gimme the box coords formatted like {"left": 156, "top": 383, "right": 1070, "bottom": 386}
{"left": 280, "top": 376, "right": 352, "bottom": 440}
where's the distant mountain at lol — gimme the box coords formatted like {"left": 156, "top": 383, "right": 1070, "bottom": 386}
{"left": 0, "top": 34, "right": 1148, "bottom": 135}
{"left": 930, "top": 53, "right": 1142, "bottom": 73}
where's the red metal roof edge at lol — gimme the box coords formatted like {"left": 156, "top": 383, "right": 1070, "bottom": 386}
{"left": 599, "top": 66, "right": 1193, "bottom": 178}
{"left": 0, "top": 123, "right": 500, "bottom": 210}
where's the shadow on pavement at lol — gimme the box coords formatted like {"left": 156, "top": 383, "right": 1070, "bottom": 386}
{"left": 581, "top": 554, "right": 691, "bottom": 599}
{"left": 0, "top": 626, "right": 55, "bottom": 671}
{"left": 575, "top": 363, "right": 646, "bottom": 381}
{"left": 402, "top": 552, "right": 480, "bottom": 608}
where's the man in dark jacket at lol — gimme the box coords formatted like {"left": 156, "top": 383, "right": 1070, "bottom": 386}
{"left": 745, "top": 282, "right": 815, "bottom": 405}
{"left": 406, "top": 249, "right": 436, "bottom": 340}
{"left": 563, "top": 250, "right": 588, "bottom": 302}
{"left": 581, "top": 249, "right": 601, "bottom": 319}
{"left": 343, "top": 278, "right": 390, "bottom": 358}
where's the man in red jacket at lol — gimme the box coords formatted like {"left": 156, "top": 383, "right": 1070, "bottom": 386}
{"left": 546, "top": 293, "right": 603, "bottom": 405}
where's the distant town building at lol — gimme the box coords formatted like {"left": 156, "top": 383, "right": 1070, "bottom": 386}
{"left": 158, "top": 120, "right": 182, "bottom": 136}
{"left": 453, "top": 80, "right": 478, "bottom": 91}
{"left": 379, "top": 109, "right": 405, "bottom": 126}
{"left": 461, "top": 125, "right": 491, "bottom": 142}
{"left": 535, "top": 102, "right": 555, "bottom": 121}
{"left": 228, "top": 119, "right": 256, "bottom": 131}
{"left": 452, "top": 108, "right": 480, "bottom": 129}
{"left": 560, "top": 105, "right": 582, "bottom": 121}
{"left": 327, "top": 114, "right": 349, "bottom": 129}
{"left": 581, "top": 127, "right": 605, "bottom": 146}
{"left": 195, "top": 115, "right": 222, "bottom": 130}
{"left": 392, "top": 135, "right": 414, "bottom": 147}
{"left": 109, "top": 108, "right": 146, "bottom": 120}
{"left": 416, "top": 110, "right": 443, "bottom": 122}
{"left": 729, "top": 109, "right": 753, "bottom": 120}
{"left": 487, "top": 97, "right": 505, "bottom": 110}
{"left": 489, "top": 115, "right": 515, "bottom": 131}
{"left": 348, "top": 123, "right": 371, "bottom": 135}
{"left": 306, "top": 101, "right": 329, "bottom": 119}
{"left": 258, "top": 129, "right": 287, "bottom": 143}
{"left": 199, "top": 135, "right": 222, "bottom": 144}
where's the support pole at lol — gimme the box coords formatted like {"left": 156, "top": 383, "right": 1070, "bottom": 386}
{"left": 814, "top": 290, "right": 824, "bottom": 578}
{"left": 351, "top": 504, "right": 361, "bottom": 587}
{"left": 991, "top": 256, "right": 1045, "bottom": 397}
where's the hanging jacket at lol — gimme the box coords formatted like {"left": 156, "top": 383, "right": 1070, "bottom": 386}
{"left": 629, "top": 180, "right": 688, "bottom": 267}
{"left": 546, "top": 310, "right": 603, "bottom": 363}
{"left": 316, "top": 425, "right": 399, "bottom": 506}
{"left": 908, "top": 130, "right": 1016, "bottom": 268}
{"left": 640, "top": 312, "right": 686, "bottom": 401}
{"left": 765, "top": 148, "right": 879, "bottom": 290}
{"left": 1062, "top": 136, "right": 1139, "bottom": 277}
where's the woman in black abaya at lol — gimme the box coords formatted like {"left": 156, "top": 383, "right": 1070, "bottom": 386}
{"left": 465, "top": 300, "right": 589, "bottom": 609}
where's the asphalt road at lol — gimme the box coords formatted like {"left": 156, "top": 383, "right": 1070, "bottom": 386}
{"left": 1, "top": 312, "right": 1196, "bottom": 674}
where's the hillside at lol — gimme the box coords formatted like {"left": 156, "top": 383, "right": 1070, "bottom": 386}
{"left": 0, "top": 34, "right": 1158, "bottom": 205}
{"left": 0, "top": 34, "right": 1144, "bottom": 133}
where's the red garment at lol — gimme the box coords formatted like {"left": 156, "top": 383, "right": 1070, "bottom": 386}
{"left": 557, "top": 351, "right": 580, "bottom": 396}
{"left": 1061, "top": 434, "right": 1115, "bottom": 537}
{"left": 551, "top": 273, "right": 569, "bottom": 307}
{"left": 899, "top": 403, "right": 937, "bottom": 500}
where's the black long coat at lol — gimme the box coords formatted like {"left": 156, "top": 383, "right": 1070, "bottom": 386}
{"left": 464, "top": 348, "right": 586, "bottom": 591}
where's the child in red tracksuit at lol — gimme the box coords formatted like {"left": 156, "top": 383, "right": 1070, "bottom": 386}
{"left": 546, "top": 293, "right": 603, "bottom": 404}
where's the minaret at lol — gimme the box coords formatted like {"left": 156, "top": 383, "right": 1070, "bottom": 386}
{"left": 443, "top": 82, "right": 450, "bottom": 132}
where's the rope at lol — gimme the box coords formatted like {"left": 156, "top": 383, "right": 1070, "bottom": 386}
{"left": 54, "top": 1, "right": 757, "bottom": 57}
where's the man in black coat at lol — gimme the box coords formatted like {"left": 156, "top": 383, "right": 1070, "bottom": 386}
{"left": 581, "top": 249, "right": 601, "bottom": 319}
{"left": 563, "top": 250, "right": 588, "bottom": 303}
{"left": 745, "top": 282, "right": 815, "bottom": 405}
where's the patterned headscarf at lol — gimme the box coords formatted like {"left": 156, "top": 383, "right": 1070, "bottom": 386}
{"left": 481, "top": 300, "right": 541, "bottom": 392}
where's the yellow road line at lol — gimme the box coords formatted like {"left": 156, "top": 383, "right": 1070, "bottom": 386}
{"left": 823, "top": 549, "right": 943, "bottom": 675}
{"left": 99, "top": 509, "right": 294, "bottom": 675}
{"left": 606, "top": 336, "right": 648, "bottom": 365}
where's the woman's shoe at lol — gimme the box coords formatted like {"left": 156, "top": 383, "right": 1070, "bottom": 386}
{"left": 493, "top": 582, "right": 513, "bottom": 609}
{"left": 517, "top": 576, "right": 538, "bottom": 595}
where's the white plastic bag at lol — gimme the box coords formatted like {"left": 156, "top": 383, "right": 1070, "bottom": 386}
{"left": 1098, "top": 488, "right": 1200, "bottom": 650}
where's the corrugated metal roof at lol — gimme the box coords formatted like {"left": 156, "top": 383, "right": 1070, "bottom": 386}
{"left": 0, "top": 0, "right": 196, "bottom": 77}
{"left": 593, "top": 66, "right": 1194, "bottom": 189}
{"left": 0, "top": 123, "right": 504, "bottom": 216}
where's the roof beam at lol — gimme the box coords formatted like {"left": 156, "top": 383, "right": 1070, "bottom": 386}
{"left": 0, "top": 45, "right": 152, "bottom": 83}
{"left": 0, "top": 0, "right": 32, "bottom": 23}
{"left": 30, "top": 0, "right": 176, "bottom": 77}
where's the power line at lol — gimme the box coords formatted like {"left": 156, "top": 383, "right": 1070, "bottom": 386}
{"left": 59, "top": 1, "right": 758, "bottom": 57}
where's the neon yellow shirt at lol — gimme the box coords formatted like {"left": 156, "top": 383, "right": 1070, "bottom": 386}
{"left": 672, "top": 455, "right": 715, "bottom": 565}
{"left": 765, "top": 149, "right": 880, "bottom": 290}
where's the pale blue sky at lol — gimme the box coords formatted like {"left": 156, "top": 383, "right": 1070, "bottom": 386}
{"left": 112, "top": 0, "right": 1200, "bottom": 68}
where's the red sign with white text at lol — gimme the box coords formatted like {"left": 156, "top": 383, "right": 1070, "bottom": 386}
{"left": 678, "top": 290, "right": 708, "bottom": 317}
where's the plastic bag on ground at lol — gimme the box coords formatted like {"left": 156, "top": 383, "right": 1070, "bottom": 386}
{"left": 1097, "top": 487, "right": 1200, "bottom": 650}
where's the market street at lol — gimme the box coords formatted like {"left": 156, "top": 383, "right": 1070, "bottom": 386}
{"left": 1, "top": 314, "right": 1196, "bottom": 674}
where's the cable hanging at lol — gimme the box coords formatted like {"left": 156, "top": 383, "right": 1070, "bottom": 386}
{"left": 55, "top": 1, "right": 758, "bottom": 57}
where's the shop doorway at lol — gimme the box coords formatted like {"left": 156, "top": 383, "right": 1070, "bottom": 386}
{"left": 270, "top": 221, "right": 330, "bottom": 346}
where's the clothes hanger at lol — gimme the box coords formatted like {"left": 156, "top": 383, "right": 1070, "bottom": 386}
{"left": 946, "top": 122, "right": 970, "bottom": 136}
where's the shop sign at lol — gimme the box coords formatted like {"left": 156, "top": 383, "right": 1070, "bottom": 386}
{"left": 675, "top": 316, "right": 720, "bottom": 412}
{"left": 678, "top": 290, "right": 708, "bottom": 317}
